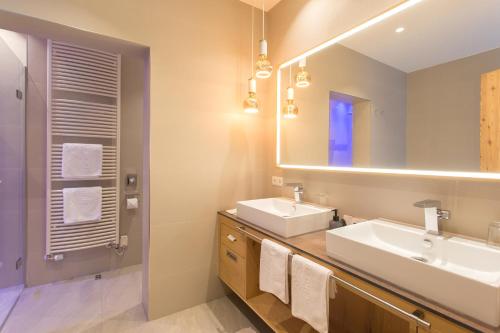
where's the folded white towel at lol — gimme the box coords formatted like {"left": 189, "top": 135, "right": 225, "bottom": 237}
{"left": 259, "top": 239, "right": 291, "bottom": 304}
{"left": 63, "top": 187, "right": 102, "bottom": 224}
{"left": 62, "top": 143, "right": 103, "bottom": 178}
{"left": 291, "top": 255, "right": 332, "bottom": 333}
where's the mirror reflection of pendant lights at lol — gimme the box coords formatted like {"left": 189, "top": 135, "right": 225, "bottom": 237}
{"left": 255, "top": 0, "right": 272, "bottom": 79}
{"left": 283, "top": 66, "right": 298, "bottom": 119}
{"left": 244, "top": 7, "right": 259, "bottom": 114}
{"left": 295, "top": 57, "right": 311, "bottom": 88}
{"left": 244, "top": 77, "right": 259, "bottom": 113}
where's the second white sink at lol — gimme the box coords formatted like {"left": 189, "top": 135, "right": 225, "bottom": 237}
{"left": 236, "top": 198, "right": 333, "bottom": 237}
{"left": 326, "top": 219, "right": 500, "bottom": 326}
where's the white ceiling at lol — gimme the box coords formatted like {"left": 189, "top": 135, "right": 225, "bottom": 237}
{"left": 340, "top": 0, "right": 500, "bottom": 73}
{"left": 239, "top": 0, "right": 282, "bottom": 11}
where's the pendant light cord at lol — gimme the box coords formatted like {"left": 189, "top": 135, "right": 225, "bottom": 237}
{"left": 251, "top": 7, "right": 254, "bottom": 74}
{"left": 262, "top": 0, "right": 265, "bottom": 39}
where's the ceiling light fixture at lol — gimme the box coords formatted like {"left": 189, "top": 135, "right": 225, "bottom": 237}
{"left": 395, "top": 27, "right": 405, "bottom": 33}
{"left": 244, "top": 7, "right": 258, "bottom": 113}
{"left": 283, "top": 66, "right": 298, "bottom": 119}
{"left": 295, "top": 57, "right": 311, "bottom": 88}
{"left": 255, "top": 0, "right": 273, "bottom": 79}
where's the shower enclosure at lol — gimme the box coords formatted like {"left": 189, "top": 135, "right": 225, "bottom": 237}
{"left": 0, "top": 29, "right": 26, "bottom": 327}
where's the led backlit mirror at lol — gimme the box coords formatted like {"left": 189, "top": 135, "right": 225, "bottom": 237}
{"left": 277, "top": 0, "right": 500, "bottom": 179}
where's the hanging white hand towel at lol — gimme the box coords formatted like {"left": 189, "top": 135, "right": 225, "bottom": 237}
{"left": 259, "top": 239, "right": 291, "bottom": 304}
{"left": 291, "top": 255, "right": 333, "bottom": 333}
{"left": 62, "top": 143, "right": 103, "bottom": 178}
{"left": 63, "top": 187, "right": 102, "bottom": 224}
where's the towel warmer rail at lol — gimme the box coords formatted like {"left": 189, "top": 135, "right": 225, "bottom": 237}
{"left": 46, "top": 41, "right": 121, "bottom": 259}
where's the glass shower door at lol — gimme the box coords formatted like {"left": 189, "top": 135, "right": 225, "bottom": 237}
{"left": 0, "top": 30, "right": 26, "bottom": 326}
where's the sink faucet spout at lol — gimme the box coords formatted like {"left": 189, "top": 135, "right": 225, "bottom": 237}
{"left": 285, "top": 182, "right": 304, "bottom": 203}
{"left": 413, "top": 200, "right": 450, "bottom": 235}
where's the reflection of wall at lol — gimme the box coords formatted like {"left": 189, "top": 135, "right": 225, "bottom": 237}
{"left": 353, "top": 100, "right": 372, "bottom": 167}
{"left": 25, "top": 35, "right": 145, "bottom": 287}
{"left": 406, "top": 47, "right": 500, "bottom": 171}
{"left": 281, "top": 44, "right": 407, "bottom": 168}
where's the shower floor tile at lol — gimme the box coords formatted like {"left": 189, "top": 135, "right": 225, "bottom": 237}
{"left": 1, "top": 265, "right": 265, "bottom": 333}
{"left": 0, "top": 285, "right": 23, "bottom": 329}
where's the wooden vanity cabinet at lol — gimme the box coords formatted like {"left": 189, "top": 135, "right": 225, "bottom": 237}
{"left": 218, "top": 214, "right": 475, "bottom": 333}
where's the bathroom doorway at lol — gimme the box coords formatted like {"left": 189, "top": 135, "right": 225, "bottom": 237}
{"left": 0, "top": 28, "right": 26, "bottom": 327}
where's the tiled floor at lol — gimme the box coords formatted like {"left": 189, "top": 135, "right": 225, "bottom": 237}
{"left": 0, "top": 285, "right": 23, "bottom": 329}
{"left": 1, "top": 265, "right": 265, "bottom": 333}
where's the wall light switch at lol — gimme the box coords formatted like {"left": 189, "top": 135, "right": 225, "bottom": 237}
{"left": 272, "top": 176, "right": 283, "bottom": 187}
{"left": 126, "top": 174, "right": 137, "bottom": 186}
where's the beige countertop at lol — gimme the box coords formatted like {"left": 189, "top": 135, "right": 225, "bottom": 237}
{"left": 219, "top": 210, "right": 494, "bottom": 333}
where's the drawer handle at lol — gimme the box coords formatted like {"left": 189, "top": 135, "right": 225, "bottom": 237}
{"left": 226, "top": 234, "right": 237, "bottom": 242}
{"left": 226, "top": 250, "right": 237, "bottom": 262}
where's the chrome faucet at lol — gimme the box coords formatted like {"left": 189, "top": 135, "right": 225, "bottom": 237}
{"left": 413, "top": 200, "right": 450, "bottom": 235}
{"left": 285, "top": 182, "right": 304, "bottom": 203}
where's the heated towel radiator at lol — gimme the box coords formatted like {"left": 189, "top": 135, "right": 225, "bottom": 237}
{"left": 46, "top": 40, "right": 121, "bottom": 259}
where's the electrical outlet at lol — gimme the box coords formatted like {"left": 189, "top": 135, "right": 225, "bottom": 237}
{"left": 272, "top": 176, "right": 283, "bottom": 187}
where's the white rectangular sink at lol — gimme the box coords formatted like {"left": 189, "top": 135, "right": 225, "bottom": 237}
{"left": 326, "top": 219, "right": 500, "bottom": 326}
{"left": 236, "top": 198, "right": 333, "bottom": 238}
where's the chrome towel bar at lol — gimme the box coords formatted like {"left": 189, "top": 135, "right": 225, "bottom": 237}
{"left": 236, "top": 226, "right": 431, "bottom": 330}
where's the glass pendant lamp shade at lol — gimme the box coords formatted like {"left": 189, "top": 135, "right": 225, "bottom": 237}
{"left": 244, "top": 77, "right": 259, "bottom": 113}
{"left": 283, "top": 86, "right": 298, "bottom": 119}
{"left": 256, "top": 39, "right": 273, "bottom": 79}
{"left": 295, "top": 58, "right": 311, "bottom": 88}
{"left": 283, "top": 101, "right": 299, "bottom": 119}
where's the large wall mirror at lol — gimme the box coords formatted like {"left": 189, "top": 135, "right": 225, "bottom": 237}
{"left": 277, "top": 0, "right": 500, "bottom": 179}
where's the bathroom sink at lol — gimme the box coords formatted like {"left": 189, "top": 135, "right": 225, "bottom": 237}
{"left": 326, "top": 219, "right": 500, "bottom": 326}
{"left": 236, "top": 198, "right": 333, "bottom": 238}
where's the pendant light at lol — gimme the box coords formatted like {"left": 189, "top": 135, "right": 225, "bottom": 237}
{"left": 295, "top": 57, "right": 311, "bottom": 88}
{"left": 283, "top": 66, "right": 298, "bottom": 119}
{"left": 255, "top": 0, "right": 273, "bottom": 79}
{"left": 243, "top": 77, "right": 259, "bottom": 113}
{"left": 244, "top": 7, "right": 259, "bottom": 114}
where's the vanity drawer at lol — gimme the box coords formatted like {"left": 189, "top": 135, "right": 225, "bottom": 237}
{"left": 220, "top": 220, "right": 246, "bottom": 257}
{"left": 219, "top": 243, "right": 245, "bottom": 297}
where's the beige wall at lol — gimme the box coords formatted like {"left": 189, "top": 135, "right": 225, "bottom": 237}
{"left": 406, "top": 47, "right": 500, "bottom": 171}
{"left": 267, "top": 0, "right": 500, "bottom": 241}
{"left": 281, "top": 44, "right": 406, "bottom": 167}
{"left": 24, "top": 35, "right": 145, "bottom": 287}
{"left": 0, "top": 0, "right": 268, "bottom": 319}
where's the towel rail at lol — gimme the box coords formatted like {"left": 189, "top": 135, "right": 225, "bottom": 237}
{"left": 46, "top": 40, "right": 121, "bottom": 258}
{"left": 236, "top": 226, "right": 431, "bottom": 330}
